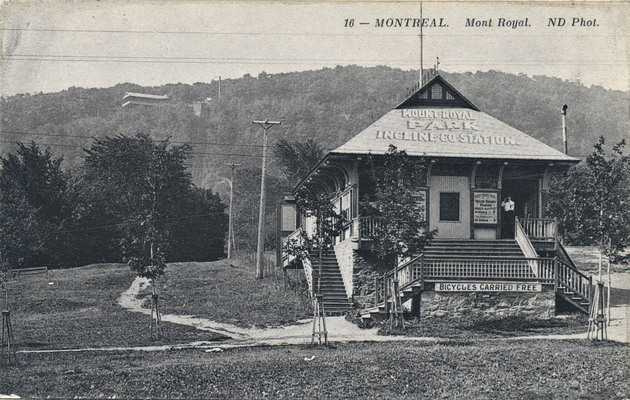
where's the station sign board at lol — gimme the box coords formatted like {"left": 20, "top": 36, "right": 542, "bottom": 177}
{"left": 435, "top": 282, "right": 542, "bottom": 292}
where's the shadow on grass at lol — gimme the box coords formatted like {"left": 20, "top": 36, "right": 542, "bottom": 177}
{"left": 465, "top": 315, "right": 587, "bottom": 337}
{"left": 379, "top": 315, "right": 588, "bottom": 339}
{"left": 609, "top": 286, "right": 630, "bottom": 307}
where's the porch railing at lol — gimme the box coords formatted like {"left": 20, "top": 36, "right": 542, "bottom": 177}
{"left": 519, "top": 218, "right": 558, "bottom": 241}
{"left": 422, "top": 255, "right": 554, "bottom": 280}
{"left": 373, "top": 255, "right": 557, "bottom": 307}
{"left": 359, "top": 216, "right": 383, "bottom": 239}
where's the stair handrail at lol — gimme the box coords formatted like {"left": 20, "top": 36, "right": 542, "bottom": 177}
{"left": 515, "top": 216, "right": 540, "bottom": 277}
{"left": 282, "top": 227, "right": 304, "bottom": 266}
{"left": 301, "top": 254, "right": 315, "bottom": 298}
{"left": 378, "top": 254, "right": 424, "bottom": 303}
{"left": 281, "top": 227, "right": 317, "bottom": 297}
{"left": 556, "top": 257, "right": 593, "bottom": 302}
{"left": 555, "top": 242, "right": 584, "bottom": 273}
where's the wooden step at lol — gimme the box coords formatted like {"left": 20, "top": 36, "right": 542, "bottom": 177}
{"left": 309, "top": 249, "right": 354, "bottom": 315}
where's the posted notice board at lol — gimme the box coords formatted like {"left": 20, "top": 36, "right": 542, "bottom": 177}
{"left": 473, "top": 192, "right": 498, "bottom": 224}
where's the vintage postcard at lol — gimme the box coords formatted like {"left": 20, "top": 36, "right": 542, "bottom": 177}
{"left": 1, "top": 1, "right": 629, "bottom": 399}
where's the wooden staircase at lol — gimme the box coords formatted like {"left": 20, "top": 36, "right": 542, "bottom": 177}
{"left": 556, "top": 285, "right": 590, "bottom": 314}
{"left": 312, "top": 252, "right": 354, "bottom": 315}
{"left": 361, "top": 240, "right": 528, "bottom": 320}
{"left": 424, "top": 239, "right": 526, "bottom": 258}
{"left": 549, "top": 244, "right": 592, "bottom": 314}
{"left": 361, "top": 233, "right": 593, "bottom": 320}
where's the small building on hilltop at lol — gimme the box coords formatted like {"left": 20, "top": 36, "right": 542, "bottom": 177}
{"left": 279, "top": 74, "right": 592, "bottom": 321}
{"left": 122, "top": 92, "right": 170, "bottom": 108}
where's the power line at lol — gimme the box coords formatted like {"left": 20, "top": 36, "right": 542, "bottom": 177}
{"left": 53, "top": 211, "right": 228, "bottom": 235}
{"left": 2, "top": 139, "right": 591, "bottom": 159}
{"left": 3, "top": 211, "right": 230, "bottom": 242}
{"left": 6, "top": 54, "right": 430, "bottom": 63}
{"left": 0, "top": 140, "right": 268, "bottom": 158}
{"left": 1, "top": 130, "right": 271, "bottom": 148}
{"left": 2, "top": 55, "right": 624, "bottom": 66}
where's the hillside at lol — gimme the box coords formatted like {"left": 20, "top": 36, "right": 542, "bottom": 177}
{"left": 2, "top": 66, "right": 628, "bottom": 189}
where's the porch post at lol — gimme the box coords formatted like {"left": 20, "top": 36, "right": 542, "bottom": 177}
{"left": 553, "top": 257, "right": 559, "bottom": 292}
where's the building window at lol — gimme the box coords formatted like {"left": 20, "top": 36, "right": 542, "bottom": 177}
{"left": 431, "top": 84, "right": 443, "bottom": 99}
{"left": 446, "top": 91, "right": 455, "bottom": 100}
{"left": 440, "top": 192, "right": 460, "bottom": 221}
{"left": 341, "top": 190, "right": 352, "bottom": 221}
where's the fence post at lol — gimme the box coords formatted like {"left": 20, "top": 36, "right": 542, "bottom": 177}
{"left": 553, "top": 257, "right": 559, "bottom": 292}
{"left": 383, "top": 274, "right": 389, "bottom": 313}
{"left": 420, "top": 254, "right": 425, "bottom": 284}
{"left": 373, "top": 276, "right": 378, "bottom": 307}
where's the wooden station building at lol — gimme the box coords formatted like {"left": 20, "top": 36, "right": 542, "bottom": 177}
{"left": 279, "top": 74, "right": 592, "bottom": 320}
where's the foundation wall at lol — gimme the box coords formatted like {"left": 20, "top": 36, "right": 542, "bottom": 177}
{"left": 334, "top": 239, "right": 355, "bottom": 298}
{"left": 419, "top": 284, "right": 555, "bottom": 319}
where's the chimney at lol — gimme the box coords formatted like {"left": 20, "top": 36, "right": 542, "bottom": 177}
{"left": 561, "top": 104, "right": 568, "bottom": 155}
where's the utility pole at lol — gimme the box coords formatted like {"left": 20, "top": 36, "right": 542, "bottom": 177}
{"left": 253, "top": 119, "right": 281, "bottom": 279}
{"left": 561, "top": 104, "right": 568, "bottom": 155}
{"left": 216, "top": 76, "right": 222, "bottom": 100}
{"left": 225, "top": 162, "right": 241, "bottom": 259}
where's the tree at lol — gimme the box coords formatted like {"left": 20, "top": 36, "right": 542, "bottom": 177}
{"left": 364, "top": 145, "right": 434, "bottom": 269}
{"left": 363, "top": 145, "right": 434, "bottom": 328}
{"left": 0, "top": 142, "right": 70, "bottom": 268}
{"left": 273, "top": 139, "right": 325, "bottom": 185}
{"left": 80, "top": 133, "right": 200, "bottom": 336}
{"left": 548, "top": 136, "right": 630, "bottom": 265}
{"left": 167, "top": 187, "right": 228, "bottom": 262}
{"left": 81, "top": 133, "right": 192, "bottom": 268}
{"left": 231, "top": 167, "right": 286, "bottom": 253}
{"left": 283, "top": 185, "right": 346, "bottom": 291}
{"left": 283, "top": 185, "right": 346, "bottom": 344}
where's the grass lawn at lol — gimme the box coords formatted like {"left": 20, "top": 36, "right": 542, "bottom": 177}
{"left": 153, "top": 259, "right": 312, "bottom": 328}
{"left": 2, "top": 340, "right": 628, "bottom": 399}
{"left": 565, "top": 246, "right": 630, "bottom": 273}
{"left": 2, "top": 257, "right": 629, "bottom": 399}
{"left": 6, "top": 260, "right": 311, "bottom": 350}
{"left": 6, "top": 264, "right": 226, "bottom": 350}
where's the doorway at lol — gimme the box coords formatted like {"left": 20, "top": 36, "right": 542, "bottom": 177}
{"left": 500, "top": 178, "right": 539, "bottom": 238}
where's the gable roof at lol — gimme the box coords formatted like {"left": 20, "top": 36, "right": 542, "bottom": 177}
{"left": 395, "top": 74, "right": 479, "bottom": 111}
{"left": 330, "top": 74, "right": 578, "bottom": 163}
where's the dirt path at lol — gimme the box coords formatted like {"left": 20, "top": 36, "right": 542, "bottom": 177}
{"left": 117, "top": 277, "right": 437, "bottom": 346}
{"left": 113, "top": 273, "right": 630, "bottom": 347}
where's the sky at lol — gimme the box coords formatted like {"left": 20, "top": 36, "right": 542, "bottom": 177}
{"left": 1, "top": 1, "right": 628, "bottom": 96}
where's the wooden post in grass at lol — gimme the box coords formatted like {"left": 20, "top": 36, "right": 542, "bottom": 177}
{"left": 311, "top": 294, "right": 328, "bottom": 345}
{"left": 388, "top": 266, "right": 404, "bottom": 331}
{"left": 150, "top": 278, "right": 162, "bottom": 340}
{"left": 310, "top": 220, "right": 329, "bottom": 346}
{"left": 587, "top": 281, "right": 607, "bottom": 340}
{"left": 1, "top": 270, "right": 17, "bottom": 365}
{"left": 1, "top": 309, "right": 16, "bottom": 365}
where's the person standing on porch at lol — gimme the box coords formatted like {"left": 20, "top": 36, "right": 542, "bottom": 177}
{"left": 501, "top": 197, "right": 515, "bottom": 238}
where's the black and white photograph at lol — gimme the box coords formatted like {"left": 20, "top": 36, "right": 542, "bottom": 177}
{"left": 1, "top": 1, "right": 629, "bottom": 398}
